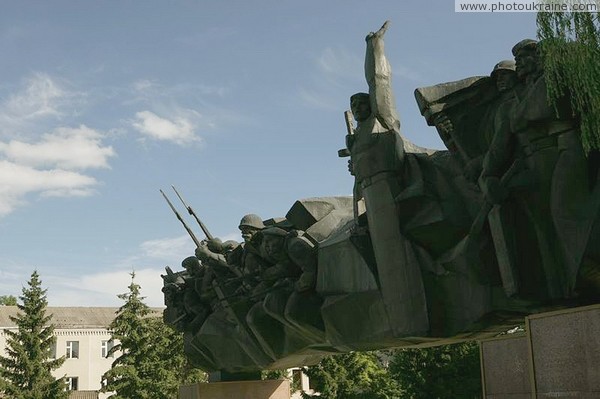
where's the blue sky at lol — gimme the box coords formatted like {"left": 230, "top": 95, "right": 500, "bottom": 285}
{"left": 0, "top": 1, "right": 536, "bottom": 306}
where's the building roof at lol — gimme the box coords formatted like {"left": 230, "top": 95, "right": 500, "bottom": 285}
{"left": 0, "top": 306, "right": 163, "bottom": 328}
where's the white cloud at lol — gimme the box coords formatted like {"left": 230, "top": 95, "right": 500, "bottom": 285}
{"left": 132, "top": 110, "right": 201, "bottom": 146}
{"left": 44, "top": 230, "right": 243, "bottom": 307}
{"left": 47, "top": 268, "right": 166, "bottom": 307}
{"left": 45, "top": 234, "right": 199, "bottom": 307}
{"left": 0, "top": 236, "right": 191, "bottom": 307}
{"left": 0, "top": 125, "right": 115, "bottom": 170}
{"left": 0, "top": 160, "right": 98, "bottom": 216}
{"left": 392, "top": 64, "right": 422, "bottom": 82}
{"left": 317, "top": 47, "right": 362, "bottom": 80}
{"left": 298, "top": 87, "right": 339, "bottom": 111}
{"left": 296, "top": 47, "right": 362, "bottom": 111}
{"left": 4, "top": 73, "right": 66, "bottom": 120}
{"left": 0, "top": 74, "right": 85, "bottom": 137}
{"left": 0, "top": 125, "right": 114, "bottom": 218}
{"left": 132, "top": 79, "right": 156, "bottom": 92}
{"left": 139, "top": 235, "right": 195, "bottom": 262}
{"left": 0, "top": 74, "right": 115, "bottom": 219}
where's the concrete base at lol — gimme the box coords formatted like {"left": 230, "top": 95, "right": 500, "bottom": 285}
{"left": 480, "top": 334, "right": 531, "bottom": 398}
{"left": 480, "top": 304, "right": 600, "bottom": 398}
{"left": 179, "top": 379, "right": 290, "bottom": 399}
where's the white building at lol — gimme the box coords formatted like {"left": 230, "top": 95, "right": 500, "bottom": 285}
{"left": 0, "top": 306, "right": 129, "bottom": 399}
{"left": 1, "top": 306, "right": 313, "bottom": 398}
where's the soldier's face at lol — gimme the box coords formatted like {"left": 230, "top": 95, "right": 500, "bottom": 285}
{"left": 240, "top": 226, "right": 257, "bottom": 243}
{"left": 263, "top": 235, "right": 285, "bottom": 260}
{"left": 495, "top": 70, "right": 517, "bottom": 92}
{"left": 351, "top": 97, "right": 371, "bottom": 122}
{"left": 515, "top": 49, "right": 538, "bottom": 79}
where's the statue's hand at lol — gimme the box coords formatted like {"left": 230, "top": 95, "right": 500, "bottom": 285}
{"left": 195, "top": 243, "right": 211, "bottom": 261}
{"left": 366, "top": 20, "right": 390, "bottom": 41}
{"left": 206, "top": 238, "right": 223, "bottom": 253}
{"left": 295, "top": 272, "right": 316, "bottom": 292}
{"left": 434, "top": 113, "right": 454, "bottom": 135}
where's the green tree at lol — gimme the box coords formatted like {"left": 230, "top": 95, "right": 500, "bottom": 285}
{"left": 0, "top": 271, "right": 67, "bottom": 399}
{"left": 537, "top": 3, "right": 600, "bottom": 152}
{"left": 101, "top": 272, "right": 205, "bottom": 399}
{"left": 389, "top": 342, "right": 481, "bottom": 399}
{"left": 0, "top": 295, "right": 17, "bottom": 306}
{"left": 303, "top": 351, "right": 402, "bottom": 399}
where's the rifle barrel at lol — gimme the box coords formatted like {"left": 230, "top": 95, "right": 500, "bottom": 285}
{"left": 160, "top": 189, "right": 201, "bottom": 247}
{"left": 344, "top": 110, "right": 355, "bottom": 135}
{"left": 171, "top": 185, "right": 214, "bottom": 240}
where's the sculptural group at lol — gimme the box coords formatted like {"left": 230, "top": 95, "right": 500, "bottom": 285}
{"left": 162, "top": 22, "right": 600, "bottom": 373}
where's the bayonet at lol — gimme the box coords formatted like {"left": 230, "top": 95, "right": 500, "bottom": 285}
{"left": 171, "top": 185, "right": 214, "bottom": 240}
{"left": 160, "top": 189, "right": 202, "bottom": 247}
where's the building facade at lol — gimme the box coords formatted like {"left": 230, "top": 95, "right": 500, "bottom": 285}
{"left": 0, "top": 306, "right": 124, "bottom": 399}
{"left": 1, "top": 306, "right": 313, "bottom": 398}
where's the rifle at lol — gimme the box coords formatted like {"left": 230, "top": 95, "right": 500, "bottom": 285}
{"left": 162, "top": 265, "right": 184, "bottom": 285}
{"left": 338, "top": 110, "right": 362, "bottom": 221}
{"left": 171, "top": 185, "right": 214, "bottom": 240}
{"left": 160, "top": 189, "right": 201, "bottom": 247}
{"left": 338, "top": 110, "right": 355, "bottom": 157}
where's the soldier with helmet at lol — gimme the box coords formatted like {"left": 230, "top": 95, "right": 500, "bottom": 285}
{"left": 466, "top": 58, "right": 519, "bottom": 180}
{"left": 220, "top": 214, "right": 270, "bottom": 294}
{"left": 238, "top": 214, "right": 264, "bottom": 244}
{"left": 491, "top": 59, "right": 517, "bottom": 94}
{"left": 250, "top": 226, "right": 317, "bottom": 299}
{"left": 479, "top": 38, "right": 595, "bottom": 300}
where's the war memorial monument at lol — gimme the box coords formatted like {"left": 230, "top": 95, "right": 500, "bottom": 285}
{"left": 162, "top": 22, "right": 600, "bottom": 398}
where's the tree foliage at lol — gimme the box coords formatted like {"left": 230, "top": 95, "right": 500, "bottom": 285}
{"left": 0, "top": 295, "right": 17, "bottom": 306}
{"left": 537, "top": 4, "right": 600, "bottom": 152}
{"left": 101, "top": 272, "right": 205, "bottom": 399}
{"left": 0, "top": 271, "right": 67, "bottom": 399}
{"left": 302, "top": 351, "right": 402, "bottom": 399}
{"left": 388, "top": 342, "right": 481, "bottom": 399}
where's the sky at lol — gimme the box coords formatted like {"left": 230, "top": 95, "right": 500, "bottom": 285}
{"left": 0, "top": 1, "right": 537, "bottom": 307}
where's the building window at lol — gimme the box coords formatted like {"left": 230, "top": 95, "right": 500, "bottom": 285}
{"left": 66, "top": 341, "right": 79, "bottom": 359}
{"left": 66, "top": 376, "right": 78, "bottom": 391}
{"left": 49, "top": 342, "right": 56, "bottom": 359}
{"left": 101, "top": 340, "right": 114, "bottom": 358}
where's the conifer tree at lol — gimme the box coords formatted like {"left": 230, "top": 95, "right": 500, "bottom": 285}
{"left": 101, "top": 272, "right": 205, "bottom": 399}
{"left": 0, "top": 271, "right": 67, "bottom": 399}
{"left": 0, "top": 295, "right": 17, "bottom": 306}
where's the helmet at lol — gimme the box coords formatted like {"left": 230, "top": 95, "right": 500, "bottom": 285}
{"left": 181, "top": 256, "right": 201, "bottom": 270}
{"left": 491, "top": 60, "right": 516, "bottom": 77}
{"left": 512, "top": 39, "right": 537, "bottom": 56}
{"left": 238, "top": 214, "right": 265, "bottom": 230}
{"left": 350, "top": 92, "right": 369, "bottom": 104}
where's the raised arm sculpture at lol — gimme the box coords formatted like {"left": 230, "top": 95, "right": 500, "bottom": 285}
{"left": 161, "top": 23, "right": 600, "bottom": 376}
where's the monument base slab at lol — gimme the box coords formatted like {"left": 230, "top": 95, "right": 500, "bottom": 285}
{"left": 480, "top": 304, "right": 600, "bottom": 398}
{"left": 179, "top": 379, "right": 290, "bottom": 399}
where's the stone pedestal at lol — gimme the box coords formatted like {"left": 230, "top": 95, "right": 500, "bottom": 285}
{"left": 480, "top": 334, "right": 531, "bottom": 398}
{"left": 480, "top": 304, "right": 600, "bottom": 398}
{"left": 179, "top": 379, "right": 290, "bottom": 399}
